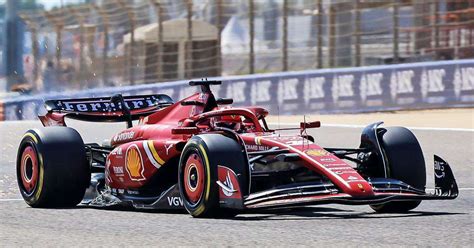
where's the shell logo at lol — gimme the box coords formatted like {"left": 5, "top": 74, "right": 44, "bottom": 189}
{"left": 125, "top": 144, "right": 145, "bottom": 181}
{"left": 305, "top": 149, "right": 329, "bottom": 157}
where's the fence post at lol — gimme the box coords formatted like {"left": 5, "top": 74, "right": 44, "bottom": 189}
{"left": 354, "top": 0, "right": 361, "bottom": 67}
{"left": 282, "top": 0, "right": 288, "bottom": 71}
{"left": 93, "top": 4, "right": 110, "bottom": 87}
{"left": 328, "top": 5, "right": 335, "bottom": 67}
{"left": 433, "top": 0, "right": 440, "bottom": 49}
{"left": 317, "top": 0, "right": 323, "bottom": 68}
{"left": 117, "top": 0, "right": 136, "bottom": 85}
{"left": 393, "top": 0, "right": 399, "bottom": 63}
{"left": 150, "top": 0, "right": 164, "bottom": 82}
{"left": 248, "top": 0, "right": 255, "bottom": 74}
{"left": 186, "top": 0, "right": 193, "bottom": 79}
{"left": 216, "top": 0, "right": 223, "bottom": 76}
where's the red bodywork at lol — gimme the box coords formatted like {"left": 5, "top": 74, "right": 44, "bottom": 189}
{"left": 40, "top": 88, "right": 375, "bottom": 201}
{"left": 36, "top": 81, "right": 459, "bottom": 212}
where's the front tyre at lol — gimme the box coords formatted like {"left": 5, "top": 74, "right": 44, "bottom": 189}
{"left": 178, "top": 134, "right": 245, "bottom": 218}
{"left": 17, "top": 127, "right": 90, "bottom": 208}
{"left": 370, "top": 127, "right": 426, "bottom": 213}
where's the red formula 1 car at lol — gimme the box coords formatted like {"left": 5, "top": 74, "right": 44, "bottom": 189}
{"left": 16, "top": 81, "right": 458, "bottom": 217}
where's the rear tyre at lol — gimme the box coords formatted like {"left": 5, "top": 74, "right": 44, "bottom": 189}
{"left": 370, "top": 127, "right": 426, "bottom": 213}
{"left": 178, "top": 134, "right": 244, "bottom": 218}
{"left": 17, "top": 127, "right": 90, "bottom": 208}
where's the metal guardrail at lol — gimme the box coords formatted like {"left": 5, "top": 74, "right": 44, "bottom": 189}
{"left": 1, "top": 59, "right": 473, "bottom": 121}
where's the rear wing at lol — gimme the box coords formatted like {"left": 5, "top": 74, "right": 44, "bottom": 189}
{"left": 40, "top": 94, "right": 173, "bottom": 125}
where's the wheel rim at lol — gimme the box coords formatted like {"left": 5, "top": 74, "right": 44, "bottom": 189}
{"left": 183, "top": 152, "right": 205, "bottom": 205}
{"left": 20, "top": 146, "right": 39, "bottom": 195}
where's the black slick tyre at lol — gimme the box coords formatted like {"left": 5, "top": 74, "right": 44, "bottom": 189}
{"left": 178, "top": 134, "right": 245, "bottom": 218}
{"left": 371, "top": 127, "right": 426, "bottom": 213}
{"left": 17, "top": 127, "right": 90, "bottom": 208}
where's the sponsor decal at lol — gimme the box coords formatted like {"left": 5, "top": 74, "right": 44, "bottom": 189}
{"left": 390, "top": 70, "right": 415, "bottom": 100}
{"left": 305, "top": 149, "right": 329, "bottom": 157}
{"left": 125, "top": 144, "right": 146, "bottom": 181}
{"left": 334, "top": 170, "right": 358, "bottom": 175}
{"left": 347, "top": 176, "right": 358, "bottom": 180}
{"left": 226, "top": 81, "right": 247, "bottom": 103}
{"left": 254, "top": 137, "right": 263, "bottom": 145}
{"left": 304, "top": 76, "right": 325, "bottom": 103}
{"left": 126, "top": 190, "right": 139, "bottom": 195}
{"left": 434, "top": 160, "right": 445, "bottom": 179}
{"left": 164, "top": 143, "right": 173, "bottom": 155}
{"left": 251, "top": 80, "right": 272, "bottom": 105}
{"left": 320, "top": 157, "right": 337, "bottom": 163}
{"left": 113, "top": 131, "right": 135, "bottom": 142}
{"left": 167, "top": 196, "right": 184, "bottom": 207}
{"left": 360, "top": 72, "right": 383, "bottom": 102}
{"left": 420, "top": 69, "right": 446, "bottom": 99}
{"left": 278, "top": 78, "right": 299, "bottom": 104}
{"left": 105, "top": 159, "right": 113, "bottom": 183}
{"left": 217, "top": 166, "right": 240, "bottom": 199}
{"left": 453, "top": 66, "right": 474, "bottom": 98}
{"left": 143, "top": 140, "right": 164, "bottom": 169}
{"left": 111, "top": 147, "right": 123, "bottom": 156}
{"left": 245, "top": 145, "right": 270, "bottom": 151}
{"left": 221, "top": 172, "right": 235, "bottom": 197}
{"left": 58, "top": 97, "right": 158, "bottom": 112}
{"left": 285, "top": 140, "right": 313, "bottom": 146}
{"left": 332, "top": 74, "right": 355, "bottom": 102}
{"left": 112, "top": 166, "right": 124, "bottom": 175}
{"left": 327, "top": 165, "right": 352, "bottom": 169}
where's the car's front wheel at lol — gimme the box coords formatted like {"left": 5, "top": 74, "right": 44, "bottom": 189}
{"left": 370, "top": 127, "right": 426, "bottom": 213}
{"left": 178, "top": 134, "right": 245, "bottom": 218}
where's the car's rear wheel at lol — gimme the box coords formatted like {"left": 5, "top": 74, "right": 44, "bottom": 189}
{"left": 17, "top": 127, "right": 90, "bottom": 208}
{"left": 370, "top": 127, "right": 426, "bottom": 213}
{"left": 178, "top": 134, "right": 245, "bottom": 218}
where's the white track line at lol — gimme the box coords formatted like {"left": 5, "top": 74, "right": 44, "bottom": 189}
{"left": 268, "top": 122, "right": 474, "bottom": 132}
{"left": 0, "top": 198, "right": 23, "bottom": 202}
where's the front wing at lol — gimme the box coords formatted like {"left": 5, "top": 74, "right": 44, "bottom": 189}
{"left": 243, "top": 155, "right": 458, "bottom": 209}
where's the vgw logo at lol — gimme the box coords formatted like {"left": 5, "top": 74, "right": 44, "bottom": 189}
{"left": 167, "top": 197, "right": 183, "bottom": 207}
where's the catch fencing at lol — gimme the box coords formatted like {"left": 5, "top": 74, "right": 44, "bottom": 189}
{"left": 15, "top": 0, "right": 474, "bottom": 93}
{"left": 1, "top": 59, "right": 473, "bottom": 121}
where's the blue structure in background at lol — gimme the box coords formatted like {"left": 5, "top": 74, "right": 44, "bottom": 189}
{"left": 1, "top": 59, "right": 473, "bottom": 121}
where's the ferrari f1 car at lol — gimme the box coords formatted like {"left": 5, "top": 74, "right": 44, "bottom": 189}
{"left": 17, "top": 80, "right": 458, "bottom": 218}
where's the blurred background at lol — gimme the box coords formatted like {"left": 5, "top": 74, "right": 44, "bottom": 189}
{"left": 1, "top": 0, "right": 473, "bottom": 95}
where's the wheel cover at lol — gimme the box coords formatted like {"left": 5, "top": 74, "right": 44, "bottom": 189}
{"left": 183, "top": 153, "right": 205, "bottom": 204}
{"left": 20, "top": 146, "right": 39, "bottom": 195}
